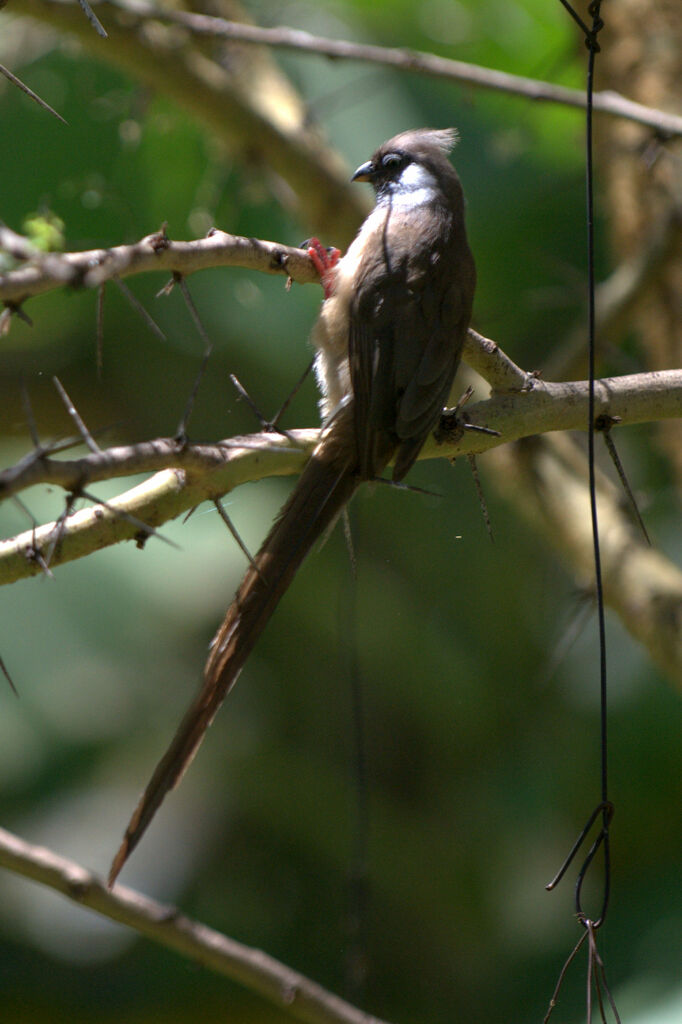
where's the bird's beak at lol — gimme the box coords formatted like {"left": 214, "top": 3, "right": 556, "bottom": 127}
{"left": 351, "top": 160, "right": 374, "bottom": 183}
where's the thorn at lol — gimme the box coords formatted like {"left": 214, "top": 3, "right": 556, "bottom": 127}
{"left": 229, "top": 373, "right": 269, "bottom": 430}
{"left": 146, "top": 223, "right": 169, "bottom": 252}
{"left": 10, "top": 494, "right": 37, "bottom": 525}
{"left": 27, "top": 533, "right": 55, "bottom": 580}
{"left": 436, "top": 386, "right": 500, "bottom": 444}
{"left": 595, "top": 414, "right": 650, "bottom": 545}
{"left": 269, "top": 357, "right": 315, "bottom": 431}
{"left": 77, "top": 0, "right": 108, "bottom": 38}
{"left": 20, "top": 382, "right": 41, "bottom": 449}
{"left": 536, "top": 593, "right": 593, "bottom": 687}
{"left": 0, "top": 62, "right": 68, "bottom": 124}
{"left": 156, "top": 276, "right": 176, "bottom": 298}
{"left": 0, "top": 654, "right": 19, "bottom": 697}
{"left": 174, "top": 275, "right": 214, "bottom": 438}
{"left": 372, "top": 476, "right": 442, "bottom": 500}
{"left": 113, "top": 277, "right": 166, "bottom": 341}
{"left": 52, "top": 376, "right": 101, "bottom": 453}
{"left": 212, "top": 498, "right": 260, "bottom": 573}
{"left": 12, "top": 303, "right": 33, "bottom": 327}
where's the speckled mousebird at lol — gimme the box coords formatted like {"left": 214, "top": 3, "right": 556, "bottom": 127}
{"left": 109, "top": 128, "right": 476, "bottom": 884}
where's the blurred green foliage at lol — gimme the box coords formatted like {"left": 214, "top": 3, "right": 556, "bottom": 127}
{"left": 0, "top": 2, "right": 680, "bottom": 1024}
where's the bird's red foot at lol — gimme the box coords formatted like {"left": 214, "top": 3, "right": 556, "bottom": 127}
{"left": 306, "top": 237, "right": 341, "bottom": 298}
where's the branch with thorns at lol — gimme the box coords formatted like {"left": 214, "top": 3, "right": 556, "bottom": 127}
{"left": 1, "top": 364, "right": 680, "bottom": 580}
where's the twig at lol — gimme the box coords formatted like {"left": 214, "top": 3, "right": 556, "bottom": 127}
{"left": 108, "top": 1, "right": 682, "bottom": 138}
{"left": 0, "top": 826, "right": 391, "bottom": 1024}
{"left": 461, "top": 329, "right": 532, "bottom": 392}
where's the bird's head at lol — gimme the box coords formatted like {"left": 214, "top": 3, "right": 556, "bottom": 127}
{"left": 351, "top": 128, "right": 460, "bottom": 205}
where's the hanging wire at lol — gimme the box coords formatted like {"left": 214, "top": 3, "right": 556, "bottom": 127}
{"left": 544, "top": 4, "right": 623, "bottom": 1021}
{"left": 546, "top": 0, "right": 611, "bottom": 930}
{"left": 581, "top": 0, "right": 611, "bottom": 930}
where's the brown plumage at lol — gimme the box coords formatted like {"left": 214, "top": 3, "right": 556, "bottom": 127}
{"left": 109, "top": 129, "right": 475, "bottom": 885}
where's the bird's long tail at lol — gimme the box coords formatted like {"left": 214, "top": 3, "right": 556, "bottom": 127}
{"left": 108, "top": 410, "right": 359, "bottom": 885}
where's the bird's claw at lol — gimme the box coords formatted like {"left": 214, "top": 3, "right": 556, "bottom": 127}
{"left": 304, "top": 237, "right": 341, "bottom": 298}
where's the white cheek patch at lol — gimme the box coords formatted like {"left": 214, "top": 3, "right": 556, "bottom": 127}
{"left": 382, "top": 161, "right": 438, "bottom": 209}
{"left": 398, "top": 161, "right": 437, "bottom": 193}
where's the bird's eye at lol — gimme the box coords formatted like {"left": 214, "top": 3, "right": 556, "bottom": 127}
{"left": 381, "top": 152, "right": 404, "bottom": 170}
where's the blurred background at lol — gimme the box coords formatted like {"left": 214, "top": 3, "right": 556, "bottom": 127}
{"left": 1, "top": 1, "right": 680, "bottom": 1022}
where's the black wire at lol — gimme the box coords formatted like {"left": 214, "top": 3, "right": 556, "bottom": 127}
{"left": 544, "top": 0, "right": 611, "bottom": 937}
{"left": 543, "top": 8, "right": 623, "bottom": 1018}
{"left": 583, "top": 0, "right": 611, "bottom": 929}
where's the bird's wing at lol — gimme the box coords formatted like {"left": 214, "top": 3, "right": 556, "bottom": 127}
{"left": 348, "top": 205, "right": 473, "bottom": 481}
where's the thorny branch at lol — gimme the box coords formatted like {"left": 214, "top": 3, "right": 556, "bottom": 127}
{"left": 0, "top": 826, "right": 391, "bottom": 1024}
{"left": 1, "top": 221, "right": 680, "bottom": 683}
{"left": 1, "top": 364, "right": 680, "bottom": 495}
{"left": 0, "top": 229, "right": 319, "bottom": 307}
{"left": 2, "top": 6, "right": 679, "bottom": 1022}
{"left": 2, "top": 362, "right": 681, "bottom": 691}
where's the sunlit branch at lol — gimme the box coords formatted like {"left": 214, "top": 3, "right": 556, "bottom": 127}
{"left": 1, "top": 367, "right": 680, "bottom": 585}
{"left": 0, "top": 229, "right": 318, "bottom": 306}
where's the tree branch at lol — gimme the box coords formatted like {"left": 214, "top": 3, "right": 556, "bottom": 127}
{"left": 1, "top": 218, "right": 679, "bottom": 683}
{"left": 17, "top": 0, "right": 368, "bottom": 245}
{"left": 1, "top": 367, "right": 680, "bottom": 586}
{"left": 109, "top": 0, "right": 682, "bottom": 138}
{"left": 0, "top": 229, "right": 319, "bottom": 306}
{"left": 0, "top": 826, "right": 391, "bottom": 1024}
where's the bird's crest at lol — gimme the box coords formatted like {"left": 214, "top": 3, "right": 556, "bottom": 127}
{"left": 387, "top": 127, "right": 459, "bottom": 154}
